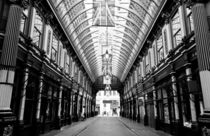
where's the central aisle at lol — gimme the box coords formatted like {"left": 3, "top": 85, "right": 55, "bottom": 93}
{"left": 43, "top": 117, "right": 171, "bottom": 136}
{"left": 77, "top": 117, "right": 136, "bottom": 136}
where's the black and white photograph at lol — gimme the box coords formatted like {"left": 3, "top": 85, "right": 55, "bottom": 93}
{"left": 0, "top": 0, "right": 210, "bottom": 136}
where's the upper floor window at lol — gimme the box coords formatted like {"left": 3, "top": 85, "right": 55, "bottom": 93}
{"left": 186, "top": 7, "right": 194, "bottom": 33}
{"left": 46, "top": 30, "right": 52, "bottom": 55}
{"left": 32, "top": 10, "right": 43, "bottom": 47}
{"left": 133, "top": 73, "right": 135, "bottom": 85}
{"left": 145, "top": 52, "right": 151, "bottom": 74}
{"left": 51, "top": 34, "right": 59, "bottom": 62}
{"left": 20, "top": 7, "right": 29, "bottom": 34}
{"left": 0, "top": 0, "right": 9, "bottom": 33}
{"left": 138, "top": 64, "right": 142, "bottom": 81}
{"left": 172, "top": 10, "right": 182, "bottom": 48}
{"left": 157, "top": 35, "right": 164, "bottom": 63}
{"left": 152, "top": 41, "right": 157, "bottom": 66}
{"left": 65, "top": 53, "right": 70, "bottom": 73}
{"left": 58, "top": 42, "right": 63, "bottom": 66}
{"left": 130, "top": 76, "right": 132, "bottom": 87}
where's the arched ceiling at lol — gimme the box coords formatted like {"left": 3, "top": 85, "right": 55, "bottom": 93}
{"left": 48, "top": 0, "right": 166, "bottom": 83}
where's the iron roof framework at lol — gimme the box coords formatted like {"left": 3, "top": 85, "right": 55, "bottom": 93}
{"left": 48, "top": 0, "right": 166, "bottom": 83}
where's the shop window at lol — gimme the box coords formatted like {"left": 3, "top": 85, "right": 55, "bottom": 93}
{"left": 192, "top": 68, "right": 203, "bottom": 117}
{"left": 172, "top": 10, "right": 182, "bottom": 48}
{"left": 157, "top": 89, "right": 164, "bottom": 121}
{"left": 32, "top": 10, "right": 43, "bottom": 47}
{"left": 51, "top": 34, "right": 59, "bottom": 62}
{"left": 0, "top": 0, "right": 9, "bottom": 33}
{"left": 186, "top": 7, "right": 194, "bottom": 34}
{"left": 178, "top": 76, "right": 191, "bottom": 126}
{"left": 24, "top": 73, "right": 39, "bottom": 124}
{"left": 157, "top": 88, "right": 170, "bottom": 124}
{"left": 157, "top": 35, "right": 164, "bottom": 63}
{"left": 40, "top": 82, "right": 59, "bottom": 122}
{"left": 11, "top": 61, "right": 25, "bottom": 117}
{"left": 20, "top": 8, "right": 29, "bottom": 34}
{"left": 162, "top": 89, "right": 170, "bottom": 124}
{"left": 61, "top": 89, "right": 70, "bottom": 118}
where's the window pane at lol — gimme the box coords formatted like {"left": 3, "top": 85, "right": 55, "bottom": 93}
{"left": 172, "top": 11, "right": 182, "bottom": 47}
{"left": 33, "top": 11, "right": 43, "bottom": 47}
{"left": 20, "top": 8, "right": 29, "bottom": 33}
{"left": 157, "top": 35, "right": 163, "bottom": 62}
{"left": 0, "top": 1, "right": 9, "bottom": 32}
{"left": 186, "top": 7, "right": 194, "bottom": 33}
{"left": 51, "top": 35, "right": 58, "bottom": 62}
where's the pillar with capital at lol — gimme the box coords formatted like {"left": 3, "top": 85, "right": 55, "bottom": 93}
{"left": 0, "top": 0, "right": 27, "bottom": 135}
{"left": 55, "top": 81, "right": 63, "bottom": 129}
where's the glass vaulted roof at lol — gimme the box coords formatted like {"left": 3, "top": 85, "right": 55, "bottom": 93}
{"left": 48, "top": 0, "right": 165, "bottom": 82}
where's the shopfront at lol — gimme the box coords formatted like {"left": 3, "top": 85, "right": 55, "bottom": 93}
{"left": 156, "top": 79, "right": 175, "bottom": 134}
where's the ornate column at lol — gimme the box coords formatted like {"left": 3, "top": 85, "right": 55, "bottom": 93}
{"left": 79, "top": 88, "right": 84, "bottom": 119}
{"left": 185, "top": 64, "right": 197, "bottom": 122}
{"left": 132, "top": 95, "right": 136, "bottom": 120}
{"left": 18, "top": 60, "right": 31, "bottom": 123}
{"left": 88, "top": 98, "right": 90, "bottom": 117}
{"left": 129, "top": 98, "right": 132, "bottom": 119}
{"left": 56, "top": 82, "right": 63, "bottom": 128}
{"left": 75, "top": 92, "right": 79, "bottom": 121}
{"left": 78, "top": 94, "right": 83, "bottom": 120}
{"left": 170, "top": 71, "right": 182, "bottom": 136}
{"left": 36, "top": 71, "right": 44, "bottom": 121}
{"left": 171, "top": 72, "right": 180, "bottom": 121}
{"left": 153, "top": 86, "right": 158, "bottom": 129}
{"left": 82, "top": 96, "right": 85, "bottom": 118}
{"left": 68, "top": 88, "right": 72, "bottom": 124}
{"left": 86, "top": 93, "right": 88, "bottom": 118}
{"left": 137, "top": 96, "right": 140, "bottom": 122}
{"left": 128, "top": 96, "right": 130, "bottom": 118}
{"left": 144, "top": 94, "right": 148, "bottom": 126}
{"left": 85, "top": 93, "right": 88, "bottom": 118}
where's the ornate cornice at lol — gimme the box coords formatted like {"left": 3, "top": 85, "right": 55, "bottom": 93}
{"left": 185, "top": 0, "right": 208, "bottom": 8}
{"left": 9, "top": 0, "right": 30, "bottom": 9}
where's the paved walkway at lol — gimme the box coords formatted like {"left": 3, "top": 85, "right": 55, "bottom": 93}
{"left": 41, "top": 117, "right": 172, "bottom": 136}
{"left": 118, "top": 117, "right": 172, "bottom": 136}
